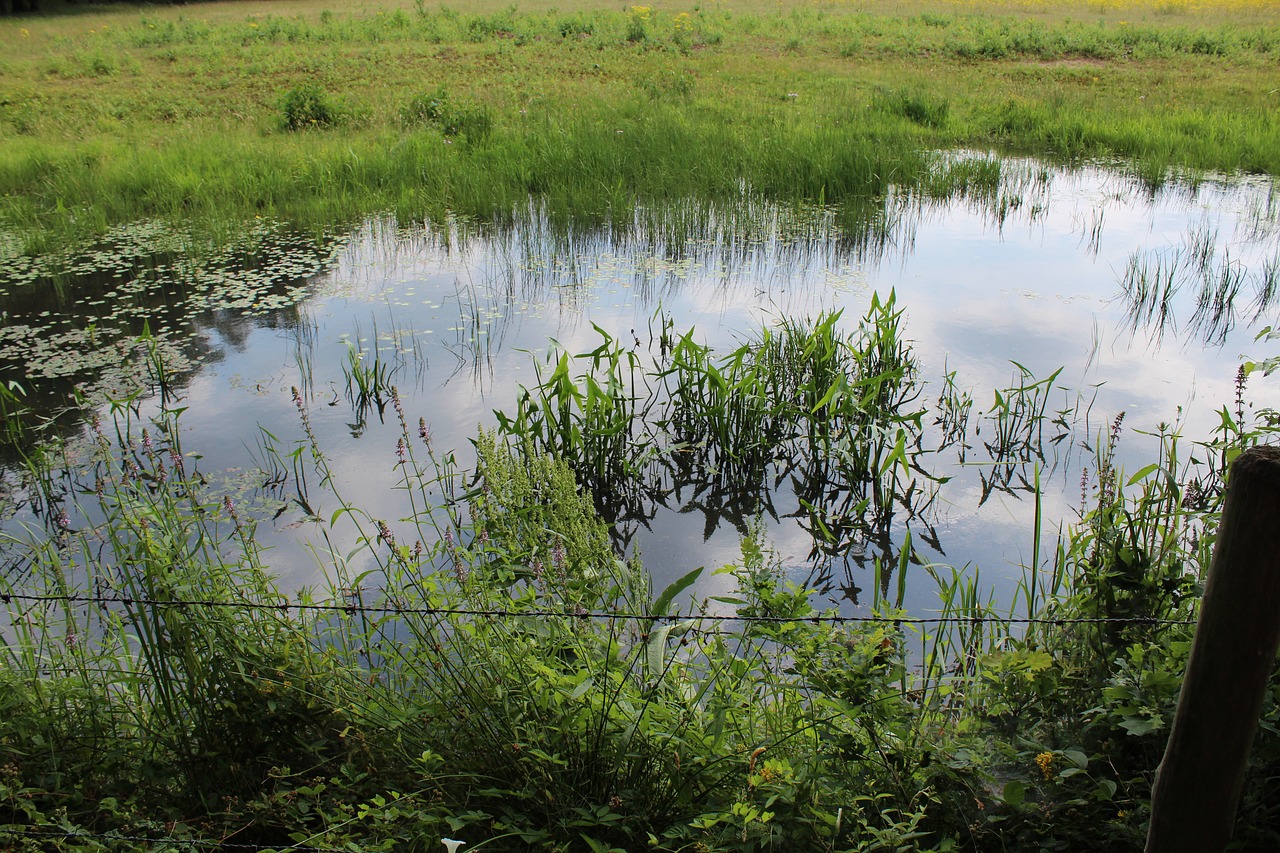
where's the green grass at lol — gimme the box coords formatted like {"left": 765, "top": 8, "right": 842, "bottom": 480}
{"left": 5, "top": 317, "right": 1280, "bottom": 849}
{"left": 0, "top": 0, "right": 1277, "bottom": 247}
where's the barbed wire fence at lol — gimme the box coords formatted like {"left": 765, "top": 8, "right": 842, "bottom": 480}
{"left": 0, "top": 591, "right": 1197, "bottom": 627}
{"left": 1, "top": 585, "right": 1199, "bottom": 851}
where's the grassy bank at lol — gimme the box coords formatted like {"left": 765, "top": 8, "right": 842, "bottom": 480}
{"left": 0, "top": 0, "right": 1277, "bottom": 246}
{"left": 3, "top": 315, "right": 1280, "bottom": 850}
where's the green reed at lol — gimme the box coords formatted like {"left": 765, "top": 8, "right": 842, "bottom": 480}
{"left": 491, "top": 295, "right": 933, "bottom": 561}
{"left": 341, "top": 340, "right": 397, "bottom": 423}
{"left": 1121, "top": 230, "right": 1280, "bottom": 346}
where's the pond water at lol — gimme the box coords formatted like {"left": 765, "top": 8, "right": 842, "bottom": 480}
{"left": 2, "top": 156, "right": 1278, "bottom": 615}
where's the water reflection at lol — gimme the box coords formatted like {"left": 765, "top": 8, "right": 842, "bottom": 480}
{"left": 2, "top": 160, "right": 1279, "bottom": 613}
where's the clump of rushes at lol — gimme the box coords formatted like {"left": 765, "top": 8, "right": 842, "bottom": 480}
{"left": 495, "top": 295, "right": 930, "bottom": 564}
{"left": 280, "top": 83, "right": 340, "bottom": 130}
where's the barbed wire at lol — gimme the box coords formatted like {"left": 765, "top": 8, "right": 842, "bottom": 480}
{"left": 0, "top": 591, "right": 1197, "bottom": 626}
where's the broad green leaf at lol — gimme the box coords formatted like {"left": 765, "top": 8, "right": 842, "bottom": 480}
{"left": 652, "top": 566, "right": 704, "bottom": 617}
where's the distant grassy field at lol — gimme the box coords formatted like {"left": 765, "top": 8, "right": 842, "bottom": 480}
{"left": 0, "top": 0, "right": 1276, "bottom": 246}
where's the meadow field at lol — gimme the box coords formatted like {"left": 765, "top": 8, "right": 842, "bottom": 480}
{"left": 0, "top": 0, "right": 1277, "bottom": 247}
{"left": 2, "top": 1, "right": 1280, "bottom": 851}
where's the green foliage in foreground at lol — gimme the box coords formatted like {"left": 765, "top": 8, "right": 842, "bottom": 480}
{"left": 4, "top": 320, "right": 1280, "bottom": 850}
{"left": 0, "top": 2, "right": 1277, "bottom": 247}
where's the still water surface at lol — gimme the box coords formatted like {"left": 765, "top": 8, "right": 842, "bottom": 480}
{"left": 2, "top": 157, "right": 1278, "bottom": 614}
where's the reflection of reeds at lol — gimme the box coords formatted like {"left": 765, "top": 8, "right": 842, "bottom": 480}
{"left": 975, "top": 362, "right": 1071, "bottom": 505}
{"left": 494, "top": 294, "right": 938, "bottom": 584}
{"left": 342, "top": 341, "right": 396, "bottom": 424}
{"left": 1120, "top": 226, "right": 1280, "bottom": 345}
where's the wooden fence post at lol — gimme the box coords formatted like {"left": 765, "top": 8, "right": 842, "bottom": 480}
{"left": 1146, "top": 445, "right": 1280, "bottom": 852}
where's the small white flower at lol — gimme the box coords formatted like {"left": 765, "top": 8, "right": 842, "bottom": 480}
{"left": 442, "top": 840, "right": 466, "bottom": 853}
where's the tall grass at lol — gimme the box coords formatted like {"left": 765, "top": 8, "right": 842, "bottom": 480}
{"left": 5, "top": 323, "right": 1280, "bottom": 848}
{"left": 0, "top": 374, "right": 969, "bottom": 850}
{"left": 1, "top": 4, "right": 1277, "bottom": 247}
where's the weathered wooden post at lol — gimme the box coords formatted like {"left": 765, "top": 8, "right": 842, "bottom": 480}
{"left": 1146, "top": 446, "right": 1280, "bottom": 853}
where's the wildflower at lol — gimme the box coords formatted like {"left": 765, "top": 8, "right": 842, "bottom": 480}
{"left": 747, "top": 746, "right": 767, "bottom": 777}
{"left": 396, "top": 437, "right": 407, "bottom": 465}
{"left": 20, "top": 28, "right": 29, "bottom": 37}
{"left": 1035, "top": 751, "right": 1055, "bottom": 781}
{"left": 1109, "top": 411, "right": 1125, "bottom": 446}
{"left": 1236, "top": 364, "right": 1248, "bottom": 424}
{"left": 418, "top": 417, "right": 432, "bottom": 449}
{"left": 377, "top": 520, "right": 396, "bottom": 548}
{"left": 56, "top": 508, "right": 70, "bottom": 531}
{"left": 442, "top": 840, "right": 466, "bottom": 853}
{"left": 142, "top": 428, "right": 153, "bottom": 452}
{"left": 391, "top": 387, "right": 406, "bottom": 432}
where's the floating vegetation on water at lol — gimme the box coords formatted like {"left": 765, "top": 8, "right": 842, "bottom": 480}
{"left": 0, "top": 219, "right": 346, "bottom": 423}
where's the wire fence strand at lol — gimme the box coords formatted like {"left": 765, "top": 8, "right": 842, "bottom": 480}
{"left": 0, "top": 590, "right": 1197, "bottom": 626}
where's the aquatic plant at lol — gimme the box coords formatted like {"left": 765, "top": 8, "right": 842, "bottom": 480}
{"left": 4, "top": 333, "right": 1280, "bottom": 848}
{"left": 341, "top": 340, "right": 397, "bottom": 423}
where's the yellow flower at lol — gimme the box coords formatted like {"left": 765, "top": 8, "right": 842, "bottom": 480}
{"left": 1035, "top": 751, "right": 1055, "bottom": 780}
{"left": 20, "top": 28, "right": 29, "bottom": 37}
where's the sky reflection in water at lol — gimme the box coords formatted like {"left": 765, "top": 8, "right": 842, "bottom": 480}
{"left": 4, "top": 158, "right": 1279, "bottom": 615}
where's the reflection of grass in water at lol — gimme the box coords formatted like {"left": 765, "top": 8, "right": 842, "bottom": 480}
{"left": 1120, "top": 226, "right": 1280, "bottom": 345}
